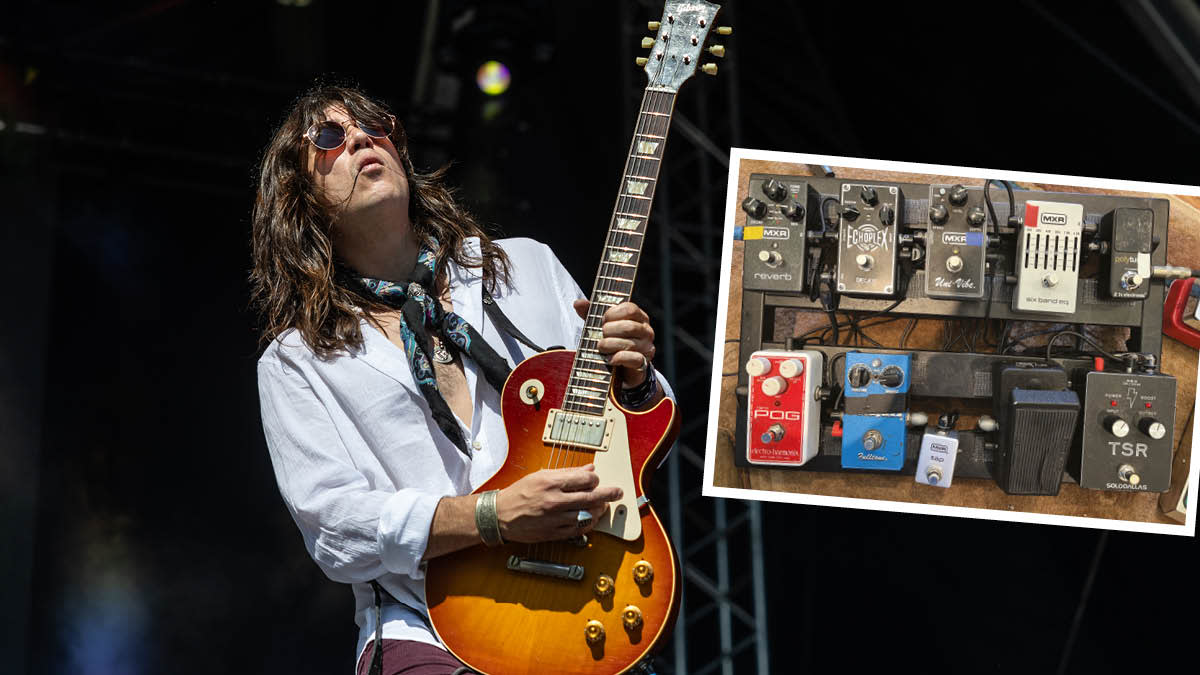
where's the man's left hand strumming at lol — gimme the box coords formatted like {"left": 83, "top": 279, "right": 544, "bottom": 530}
{"left": 574, "top": 299, "right": 663, "bottom": 407}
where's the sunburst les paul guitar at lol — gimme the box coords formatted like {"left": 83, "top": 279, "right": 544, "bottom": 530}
{"left": 424, "top": 3, "right": 727, "bottom": 674}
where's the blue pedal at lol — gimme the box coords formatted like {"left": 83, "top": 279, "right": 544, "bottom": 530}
{"left": 841, "top": 352, "right": 912, "bottom": 471}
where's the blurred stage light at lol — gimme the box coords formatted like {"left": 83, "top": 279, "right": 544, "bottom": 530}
{"left": 476, "top": 60, "right": 511, "bottom": 96}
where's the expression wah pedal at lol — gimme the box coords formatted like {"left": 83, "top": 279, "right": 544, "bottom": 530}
{"left": 841, "top": 351, "right": 911, "bottom": 471}
{"left": 915, "top": 415, "right": 960, "bottom": 488}
{"left": 925, "top": 184, "right": 987, "bottom": 300}
{"left": 836, "top": 183, "right": 903, "bottom": 296}
{"left": 741, "top": 174, "right": 812, "bottom": 294}
{"left": 1100, "top": 207, "right": 1153, "bottom": 300}
{"left": 744, "top": 350, "right": 824, "bottom": 466}
{"left": 1077, "top": 371, "right": 1175, "bottom": 492}
{"left": 992, "top": 363, "right": 1079, "bottom": 495}
{"left": 1013, "top": 200, "right": 1083, "bottom": 314}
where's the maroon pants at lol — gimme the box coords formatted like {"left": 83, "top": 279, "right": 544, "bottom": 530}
{"left": 356, "top": 639, "right": 473, "bottom": 675}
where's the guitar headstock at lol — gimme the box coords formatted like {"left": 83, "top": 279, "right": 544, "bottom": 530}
{"left": 636, "top": 0, "right": 728, "bottom": 91}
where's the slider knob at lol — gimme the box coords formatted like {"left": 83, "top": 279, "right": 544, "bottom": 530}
{"left": 760, "top": 423, "right": 785, "bottom": 444}
{"left": 856, "top": 253, "right": 874, "bottom": 270}
{"left": 1118, "top": 464, "right": 1141, "bottom": 486}
{"left": 757, "top": 250, "right": 782, "bottom": 267}
{"left": 929, "top": 204, "right": 949, "bottom": 225}
{"left": 946, "top": 255, "right": 964, "bottom": 273}
{"left": 745, "top": 357, "right": 771, "bottom": 377}
{"left": 741, "top": 197, "right": 767, "bottom": 219}
{"left": 1105, "top": 416, "right": 1130, "bottom": 438}
{"left": 779, "top": 359, "right": 805, "bottom": 378}
{"left": 1141, "top": 419, "right": 1167, "bottom": 440}
{"left": 949, "top": 184, "right": 969, "bottom": 206}
{"left": 761, "top": 376, "right": 788, "bottom": 396}
{"left": 762, "top": 178, "right": 788, "bottom": 202}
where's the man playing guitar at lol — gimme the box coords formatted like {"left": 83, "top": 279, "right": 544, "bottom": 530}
{"left": 251, "top": 84, "right": 667, "bottom": 675}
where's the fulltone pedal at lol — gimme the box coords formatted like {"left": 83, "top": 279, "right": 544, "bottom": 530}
{"left": 836, "top": 183, "right": 903, "bottom": 296}
{"left": 841, "top": 351, "right": 911, "bottom": 471}
{"left": 992, "top": 363, "right": 1079, "bottom": 495}
{"left": 1100, "top": 207, "right": 1153, "bottom": 300}
{"left": 741, "top": 174, "right": 812, "bottom": 293}
{"left": 744, "top": 350, "right": 824, "bottom": 466}
{"left": 925, "top": 184, "right": 987, "bottom": 300}
{"left": 915, "top": 415, "right": 960, "bottom": 488}
{"left": 1077, "top": 370, "right": 1175, "bottom": 492}
{"left": 1013, "top": 200, "right": 1083, "bottom": 314}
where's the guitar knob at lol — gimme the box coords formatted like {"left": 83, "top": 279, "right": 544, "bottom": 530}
{"left": 585, "top": 620, "right": 605, "bottom": 644}
{"left": 594, "top": 574, "right": 615, "bottom": 598}
{"left": 632, "top": 560, "right": 654, "bottom": 585}
{"left": 622, "top": 605, "right": 644, "bottom": 630}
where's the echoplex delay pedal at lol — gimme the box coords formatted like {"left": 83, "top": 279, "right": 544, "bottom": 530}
{"left": 733, "top": 172, "right": 1189, "bottom": 496}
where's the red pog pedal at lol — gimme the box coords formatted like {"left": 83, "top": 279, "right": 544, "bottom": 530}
{"left": 745, "top": 349, "right": 824, "bottom": 466}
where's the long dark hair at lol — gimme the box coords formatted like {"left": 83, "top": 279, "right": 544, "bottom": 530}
{"left": 250, "top": 84, "right": 509, "bottom": 357}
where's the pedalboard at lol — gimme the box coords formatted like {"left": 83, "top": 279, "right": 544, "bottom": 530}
{"left": 1076, "top": 370, "right": 1175, "bottom": 492}
{"left": 836, "top": 183, "right": 903, "bottom": 296}
{"left": 925, "top": 184, "right": 987, "bottom": 300}
{"left": 741, "top": 174, "right": 812, "bottom": 294}
{"left": 744, "top": 350, "right": 824, "bottom": 466}
{"left": 841, "top": 351, "right": 911, "bottom": 471}
{"left": 1012, "top": 200, "right": 1084, "bottom": 315}
{"left": 1101, "top": 207, "right": 1153, "bottom": 300}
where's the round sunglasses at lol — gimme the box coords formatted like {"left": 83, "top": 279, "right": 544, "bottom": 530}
{"left": 302, "top": 114, "right": 396, "bottom": 151}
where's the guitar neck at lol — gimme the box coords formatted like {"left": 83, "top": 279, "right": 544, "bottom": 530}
{"left": 563, "top": 88, "right": 678, "bottom": 414}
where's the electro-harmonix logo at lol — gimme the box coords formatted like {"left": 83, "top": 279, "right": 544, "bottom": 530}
{"left": 848, "top": 224, "right": 890, "bottom": 252}
{"left": 1039, "top": 211, "right": 1068, "bottom": 226}
{"left": 753, "top": 409, "right": 801, "bottom": 421}
{"left": 941, "top": 232, "right": 968, "bottom": 245}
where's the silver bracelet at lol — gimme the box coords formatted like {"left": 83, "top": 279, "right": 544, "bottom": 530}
{"left": 474, "top": 490, "right": 504, "bottom": 547}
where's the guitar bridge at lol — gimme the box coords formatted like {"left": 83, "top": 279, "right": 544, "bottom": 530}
{"left": 542, "top": 409, "right": 613, "bottom": 452}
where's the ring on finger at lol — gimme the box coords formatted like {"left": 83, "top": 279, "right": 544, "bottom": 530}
{"left": 576, "top": 510, "right": 593, "bottom": 529}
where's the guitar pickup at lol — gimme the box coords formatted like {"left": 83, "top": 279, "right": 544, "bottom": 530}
{"left": 542, "top": 409, "right": 614, "bottom": 452}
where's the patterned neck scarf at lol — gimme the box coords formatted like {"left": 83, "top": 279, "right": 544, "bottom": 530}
{"left": 358, "top": 239, "right": 513, "bottom": 457}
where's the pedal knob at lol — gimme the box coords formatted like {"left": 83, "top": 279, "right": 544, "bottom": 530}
{"left": 946, "top": 255, "right": 964, "bottom": 273}
{"left": 760, "top": 423, "right": 785, "bottom": 444}
{"left": 1105, "top": 416, "right": 1130, "bottom": 438}
{"left": 967, "top": 206, "right": 986, "bottom": 227}
{"left": 741, "top": 196, "right": 766, "bottom": 219}
{"left": 745, "top": 357, "right": 771, "bottom": 377}
{"left": 761, "top": 376, "right": 788, "bottom": 396}
{"left": 879, "top": 366, "right": 904, "bottom": 388}
{"left": 929, "top": 204, "right": 949, "bottom": 225}
{"left": 878, "top": 204, "right": 895, "bottom": 226}
{"left": 860, "top": 185, "right": 878, "bottom": 206}
{"left": 585, "top": 620, "right": 605, "bottom": 644}
{"left": 1118, "top": 464, "right": 1141, "bottom": 486}
{"left": 783, "top": 202, "right": 806, "bottom": 221}
{"left": 1140, "top": 419, "right": 1167, "bottom": 440}
{"left": 778, "top": 359, "right": 805, "bottom": 378}
{"left": 841, "top": 204, "right": 861, "bottom": 221}
{"left": 847, "top": 364, "right": 871, "bottom": 389}
{"left": 622, "top": 606, "right": 643, "bottom": 630}
{"left": 632, "top": 560, "right": 654, "bottom": 585}
{"left": 763, "top": 178, "right": 787, "bottom": 202}
{"left": 594, "top": 574, "right": 615, "bottom": 598}
{"left": 757, "top": 249, "right": 782, "bottom": 267}
{"left": 949, "top": 184, "right": 969, "bottom": 206}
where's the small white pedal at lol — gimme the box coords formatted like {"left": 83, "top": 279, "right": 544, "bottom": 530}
{"left": 915, "top": 426, "right": 959, "bottom": 488}
{"left": 1013, "top": 200, "right": 1083, "bottom": 314}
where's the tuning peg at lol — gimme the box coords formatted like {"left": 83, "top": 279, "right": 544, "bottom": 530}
{"left": 716, "top": 26, "right": 733, "bottom": 35}
{"left": 701, "top": 63, "right": 718, "bottom": 76}
{"left": 707, "top": 45, "right": 725, "bottom": 58}
{"left": 648, "top": 21, "right": 661, "bottom": 31}
{"left": 636, "top": 57, "right": 649, "bottom": 67}
{"left": 641, "top": 37, "right": 655, "bottom": 49}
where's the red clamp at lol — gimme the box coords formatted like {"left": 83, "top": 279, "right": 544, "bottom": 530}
{"left": 1164, "top": 278, "right": 1200, "bottom": 349}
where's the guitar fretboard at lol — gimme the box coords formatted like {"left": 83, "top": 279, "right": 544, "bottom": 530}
{"left": 562, "top": 88, "right": 677, "bottom": 415}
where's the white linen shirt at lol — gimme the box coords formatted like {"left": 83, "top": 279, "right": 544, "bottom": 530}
{"left": 257, "top": 237, "right": 594, "bottom": 663}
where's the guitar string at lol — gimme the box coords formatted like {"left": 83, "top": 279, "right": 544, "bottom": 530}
{"left": 540, "top": 88, "right": 673, "bottom": 566}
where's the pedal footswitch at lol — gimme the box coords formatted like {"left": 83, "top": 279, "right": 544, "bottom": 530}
{"left": 841, "top": 351, "right": 911, "bottom": 471}
{"left": 1077, "top": 371, "right": 1175, "bottom": 491}
{"left": 745, "top": 350, "right": 824, "bottom": 466}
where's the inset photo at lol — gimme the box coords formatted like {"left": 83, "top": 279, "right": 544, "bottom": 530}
{"left": 704, "top": 149, "right": 1200, "bottom": 535}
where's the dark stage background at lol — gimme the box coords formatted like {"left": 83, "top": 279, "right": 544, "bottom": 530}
{"left": 2, "top": 1, "right": 1197, "bottom": 673}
